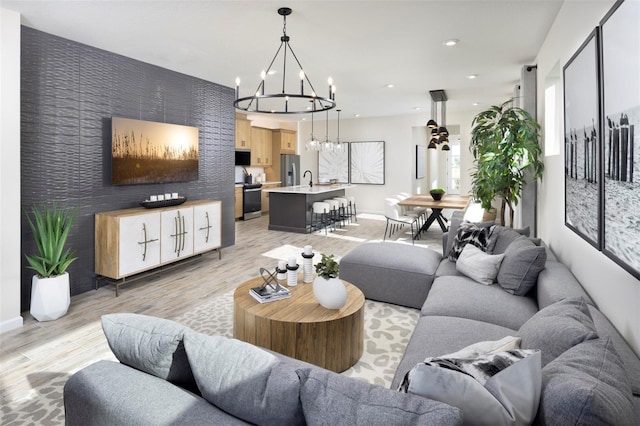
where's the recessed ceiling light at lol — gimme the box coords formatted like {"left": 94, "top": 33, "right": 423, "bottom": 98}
{"left": 443, "top": 39, "right": 459, "bottom": 47}
{"left": 386, "top": 84, "right": 395, "bottom": 88}
{"left": 414, "top": 107, "right": 421, "bottom": 111}
{"left": 354, "top": 114, "right": 360, "bottom": 118}
{"left": 467, "top": 74, "right": 478, "bottom": 79}
{"left": 472, "top": 102, "right": 480, "bottom": 106}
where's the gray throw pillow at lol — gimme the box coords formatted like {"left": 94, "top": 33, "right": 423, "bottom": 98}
{"left": 518, "top": 297, "right": 598, "bottom": 366}
{"left": 536, "top": 337, "right": 635, "bottom": 425}
{"left": 448, "top": 222, "right": 490, "bottom": 261}
{"left": 101, "top": 313, "right": 195, "bottom": 389}
{"left": 184, "top": 331, "right": 304, "bottom": 426}
{"left": 497, "top": 235, "right": 547, "bottom": 296}
{"left": 297, "top": 367, "right": 462, "bottom": 426}
{"left": 487, "top": 226, "right": 531, "bottom": 254}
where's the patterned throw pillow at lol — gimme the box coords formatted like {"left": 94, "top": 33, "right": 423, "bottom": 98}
{"left": 448, "top": 222, "right": 490, "bottom": 261}
{"left": 399, "top": 349, "right": 542, "bottom": 425}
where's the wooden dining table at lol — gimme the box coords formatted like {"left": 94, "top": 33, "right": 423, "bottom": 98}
{"left": 398, "top": 194, "right": 469, "bottom": 233}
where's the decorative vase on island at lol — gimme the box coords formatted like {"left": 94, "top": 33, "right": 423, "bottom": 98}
{"left": 313, "top": 276, "right": 347, "bottom": 309}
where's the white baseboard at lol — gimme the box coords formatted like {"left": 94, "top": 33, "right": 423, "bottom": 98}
{"left": 0, "top": 316, "right": 24, "bottom": 334}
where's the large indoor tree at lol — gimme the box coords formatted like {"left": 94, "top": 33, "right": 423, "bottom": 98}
{"left": 470, "top": 100, "right": 544, "bottom": 227}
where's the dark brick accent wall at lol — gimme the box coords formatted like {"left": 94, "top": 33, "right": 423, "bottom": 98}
{"left": 20, "top": 27, "right": 235, "bottom": 311}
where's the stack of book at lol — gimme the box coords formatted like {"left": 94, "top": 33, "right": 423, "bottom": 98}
{"left": 250, "top": 283, "right": 291, "bottom": 303}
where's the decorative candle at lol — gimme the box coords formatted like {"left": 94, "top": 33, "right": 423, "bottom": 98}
{"left": 235, "top": 77, "right": 240, "bottom": 99}
{"left": 277, "top": 260, "right": 287, "bottom": 280}
{"left": 304, "top": 245, "right": 312, "bottom": 255}
{"left": 286, "top": 258, "right": 299, "bottom": 287}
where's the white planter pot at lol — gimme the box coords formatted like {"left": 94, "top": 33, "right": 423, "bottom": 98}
{"left": 30, "top": 272, "right": 70, "bottom": 322}
{"left": 313, "top": 276, "right": 347, "bottom": 309}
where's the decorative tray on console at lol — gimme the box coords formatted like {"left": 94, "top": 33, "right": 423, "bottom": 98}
{"left": 140, "top": 197, "right": 187, "bottom": 209}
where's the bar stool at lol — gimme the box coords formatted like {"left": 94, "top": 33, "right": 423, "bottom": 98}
{"left": 311, "top": 202, "right": 332, "bottom": 234}
{"left": 324, "top": 199, "right": 342, "bottom": 229}
{"left": 333, "top": 197, "right": 350, "bottom": 224}
{"left": 346, "top": 195, "right": 357, "bottom": 222}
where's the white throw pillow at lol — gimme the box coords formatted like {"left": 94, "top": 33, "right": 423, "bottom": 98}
{"left": 400, "top": 349, "right": 542, "bottom": 426}
{"left": 456, "top": 243, "right": 505, "bottom": 285}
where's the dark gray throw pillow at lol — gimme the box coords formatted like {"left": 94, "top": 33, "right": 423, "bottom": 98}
{"left": 497, "top": 235, "right": 547, "bottom": 296}
{"left": 448, "top": 222, "right": 490, "bottom": 262}
{"left": 296, "top": 367, "right": 462, "bottom": 426}
{"left": 518, "top": 297, "right": 598, "bottom": 366}
{"left": 101, "top": 313, "right": 196, "bottom": 389}
{"left": 536, "top": 337, "right": 635, "bottom": 425}
{"left": 487, "top": 225, "right": 531, "bottom": 254}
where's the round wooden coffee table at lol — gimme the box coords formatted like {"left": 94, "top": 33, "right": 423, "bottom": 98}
{"left": 233, "top": 276, "right": 365, "bottom": 372}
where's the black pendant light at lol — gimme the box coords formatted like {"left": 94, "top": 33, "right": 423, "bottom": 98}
{"left": 427, "top": 90, "right": 450, "bottom": 150}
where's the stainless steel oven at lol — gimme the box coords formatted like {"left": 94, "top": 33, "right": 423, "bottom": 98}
{"left": 242, "top": 183, "right": 262, "bottom": 220}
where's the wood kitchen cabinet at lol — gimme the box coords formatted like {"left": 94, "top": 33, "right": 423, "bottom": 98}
{"left": 95, "top": 200, "right": 222, "bottom": 290}
{"left": 250, "top": 127, "right": 272, "bottom": 166}
{"left": 235, "top": 115, "right": 251, "bottom": 149}
{"left": 273, "top": 129, "right": 296, "bottom": 154}
{"left": 261, "top": 183, "right": 280, "bottom": 213}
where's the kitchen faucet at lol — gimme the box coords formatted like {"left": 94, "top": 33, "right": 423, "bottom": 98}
{"left": 303, "top": 170, "right": 313, "bottom": 187}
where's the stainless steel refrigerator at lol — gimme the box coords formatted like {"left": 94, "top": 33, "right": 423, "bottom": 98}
{"left": 280, "top": 154, "right": 300, "bottom": 187}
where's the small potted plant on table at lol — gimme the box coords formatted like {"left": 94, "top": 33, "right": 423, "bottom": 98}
{"left": 429, "top": 187, "right": 446, "bottom": 201}
{"left": 313, "top": 254, "right": 347, "bottom": 309}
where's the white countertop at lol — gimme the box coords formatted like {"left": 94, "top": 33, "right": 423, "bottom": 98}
{"left": 263, "top": 184, "right": 355, "bottom": 194}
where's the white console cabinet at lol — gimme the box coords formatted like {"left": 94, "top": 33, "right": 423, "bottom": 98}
{"left": 95, "top": 200, "right": 221, "bottom": 290}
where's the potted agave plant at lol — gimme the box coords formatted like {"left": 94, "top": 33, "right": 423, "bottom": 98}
{"left": 25, "top": 204, "right": 77, "bottom": 321}
{"left": 313, "top": 253, "right": 347, "bottom": 309}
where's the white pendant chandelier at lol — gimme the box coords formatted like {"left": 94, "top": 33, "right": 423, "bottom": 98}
{"left": 306, "top": 109, "right": 345, "bottom": 153}
{"left": 234, "top": 7, "right": 336, "bottom": 115}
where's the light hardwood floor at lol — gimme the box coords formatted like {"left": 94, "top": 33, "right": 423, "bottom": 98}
{"left": 0, "top": 212, "right": 443, "bottom": 419}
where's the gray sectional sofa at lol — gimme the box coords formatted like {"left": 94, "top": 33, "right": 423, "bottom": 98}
{"left": 339, "top": 217, "right": 640, "bottom": 425}
{"left": 64, "top": 218, "right": 640, "bottom": 425}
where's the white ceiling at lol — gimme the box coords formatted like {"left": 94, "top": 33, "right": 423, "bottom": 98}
{"left": 2, "top": 0, "right": 564, "bottom": 121}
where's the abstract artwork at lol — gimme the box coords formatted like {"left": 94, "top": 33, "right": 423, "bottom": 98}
{"left": 350, "top": 141, "right": 385, "bottom": 185}
{"left": 600, "top": 0, "right": 640, "bottom": 278}
{"left": 563, "top": 28, "right": 601, "bottom": 249}
{"left": 318, "top": 144, "right": 349, "bottom": 183}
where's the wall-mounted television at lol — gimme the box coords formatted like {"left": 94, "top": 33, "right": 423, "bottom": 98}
{"left": 111, "top": 117, "right": 199, "bottom": 185}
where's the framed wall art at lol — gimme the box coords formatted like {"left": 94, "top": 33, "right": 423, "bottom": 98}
{"left": 416, "top": 145, "right": 426, "bottom": 179}
{"left": 563, "top": 28, "right": 601, "bottom": 249}
{"left": 349, "top": 141, "right": 385, "bottom": 185}
{"left": 600, "top": 0, "right": 640, "bottom": 278}
{"left": 318, "top": 144, "right": 349, "bottom": 183}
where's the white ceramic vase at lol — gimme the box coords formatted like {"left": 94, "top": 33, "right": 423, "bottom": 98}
{"left": 313, "top": 276, "right": 347, "bottom": 309}
{"left": 30, "top": 272, "right": 70, "bottom": 321}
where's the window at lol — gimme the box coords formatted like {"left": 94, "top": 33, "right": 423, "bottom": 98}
{"left": 446, "top": 136, "right": 461, "bottom": 194}
{"left": 544, "top": 62, "right": 561, "bottom": 157}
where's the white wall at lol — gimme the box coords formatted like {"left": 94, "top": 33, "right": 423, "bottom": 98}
{"left": 0, "top": 8, "right": 24, "bottom": 333}
{"left": 536, "top": 0, "right": 640, "bottom": 355}
{"left": 297, "top": 110, "right": 476, "bottom": 214}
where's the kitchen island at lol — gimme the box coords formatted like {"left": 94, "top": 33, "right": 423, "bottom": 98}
{"left": 263, "top": 184, "right": 356, "bottom": 233}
